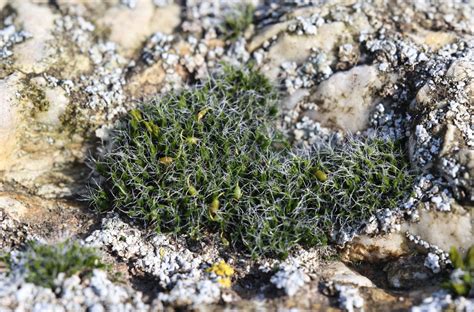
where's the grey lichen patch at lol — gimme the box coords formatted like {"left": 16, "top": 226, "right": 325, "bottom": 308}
{"left": 0, "top": 8, "right": 32, "bottom": 60}
{"left": 85, "top": 215, "right": 226, "bottom": 306}
{"left": 0, "top": 208, "right": 29, "bottom": 252}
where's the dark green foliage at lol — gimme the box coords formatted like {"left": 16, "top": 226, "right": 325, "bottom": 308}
{"left": 221, "top": 4, "right": 255, "bottom": 40}
{"left": 444, "top": 246, "right": 474, "bottom": 297}
{"left": 312, "top": 138, "right": 414, "bottom": 233}
{"left": 91, "top": 65, "right": 414, "bottom": 258}
{"left": 0, "top": 253, "right": 11, "bottom": 268}
{"left": 12, "top": 240, "right": 105, "bottom": 288}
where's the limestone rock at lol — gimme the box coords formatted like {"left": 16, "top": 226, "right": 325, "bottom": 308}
{"left": 385, "top": 255, "right": 435, "bottom": 290}
{"left": 321, "top": 262, "right": 374, "bottom": 288}
{"left": 0, "top": 73, "right": 88, "bottom": 198}
{"left": 262, "top": 22, "right": 349, "bottom": 81}
{"left": 249, "top": 6, "right": 372, "bottom": 82}
{"left": 446, "top": 58, "right": 474, "bottom": 103}
{"left": 98, "top": 1, "right": 181, "bottom": 57}
{"left": 0, "top": 72, "right": 22, "bottom": 172}
{"left": 404, "top": 206, "right": 473, "bottom": 252}
{"left": 0, "top": 192, "right": 94, "bottom": 239}
{"left": 407, "top": 26, "right": 458, "bottom": 51}
{"left": 307, "top": 65, "right": 394, "bottom": 132}
{"left": 410, "top": 57, "right": 474, "bottom": 202}
{"left": 342, "top": 232, "right": 410, "bottom": 263}
{"left": 125, "top": 61, "right": 166, "bottom": 98}
{"left": 10, "top": 1, "right": 59, "bottom": 73}
{"left": 343, "top": 205, "right": 472, "bottom": 263}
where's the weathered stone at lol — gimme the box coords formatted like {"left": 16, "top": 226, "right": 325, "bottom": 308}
{"left": 407, "top": 27, "right": 458, "bottom": 51}
{"left": 410, "top": 57, "right": 473, "bottom": 203}
{"left": 0, "top": 73, "right": 87, "bottom": 198}
{"left": 404, "top": 205, "right": 473, "bottom": 252}
{"left": 258, "top": 22, "right": 352, "bottom": 81}
{"left": 99, "top": 1, "right": 181, "bottom": 57}
{"left": 342, "top": 233, "right": 410, "bottom": 263}
{"left": 385, "top": 255, "right": 434, "bottom": 290}
{"left": 321, "top": 262, "right": 375, "bottom": 288}
{"left": 125, "top": 61, "right": 166, "bottom": 98}
{"left": 307, "top": 65, "right": 394, "bottom": 132}
{"left": 446, "top": 58, "right": 474, "bottom": 103}
{"left": 0, "top": 72, "right": 23, "bottom": 172}
{"left": 0, "top": 191, "right": 94, "bottom": 239}
{"left": 11, "top": 1, "right": 59, "bottom": 73}
{"left": 249, "top": 3, "right": 372, "bottom": 83}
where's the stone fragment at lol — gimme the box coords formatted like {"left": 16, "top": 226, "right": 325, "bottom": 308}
{"left": 307, "top": 65, "right": 393, "bottom": 132}
{"left": 385, "top": 255, "right": 434, "bottom": 290}
{"left": 342, "top": 233, "right": 410, "bottom": 263}
{"left": 321, "top": 262, "right": 374, "bottom": 288}
{"left": 98, "top": 1, "right": 181, "bottom": 57}
{"left": 11, "top": 1, "right": 59, "bottom": 73}
{"left": 0, "top": 72, "right": 22, "bottom": 171}
{"left": 404, "top": 206, "right": 473, "bottom": 252}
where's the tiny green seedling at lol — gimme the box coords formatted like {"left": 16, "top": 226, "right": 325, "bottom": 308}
{"left": 5, "top": 240, "right": 105, "bottom": 289}
{"left": 444, "top": 246, "right": 474, "bottom": 297}
{"left": 221, "top": 4, "right": 255, "bottom": 40}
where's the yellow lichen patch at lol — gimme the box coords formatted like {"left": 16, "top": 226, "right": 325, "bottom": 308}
{"left": 207, "top": 260, "right": 234, "bottom": 276}
{"left": 217, "top": 277, "right": 232, "bottom": 288}
{"left": 207, "top": 260, "right": 234, "bottom": 288}
{"left": 159, "top": 247, "right": 166, "bottom": 257}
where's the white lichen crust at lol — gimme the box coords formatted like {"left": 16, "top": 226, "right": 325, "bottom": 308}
{"left": 85, "top": 215, "right": 225, "bottom": 307}
{"left": 0, "top": 269, "right": 149, "bottom": 311}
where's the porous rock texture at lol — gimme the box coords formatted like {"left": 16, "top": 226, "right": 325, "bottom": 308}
{"left": 0, "top": 0, "right": 472, "bottom": 310}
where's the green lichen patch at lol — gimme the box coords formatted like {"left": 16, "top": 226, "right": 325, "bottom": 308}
{"left": 22, "top": 82, "right": 50, "bottom": 116}
{"left": 90, "top": 65, "right": 414, "bottom": 258}
{"left": 5, "top": 240, "right": 105, "bottom": 289}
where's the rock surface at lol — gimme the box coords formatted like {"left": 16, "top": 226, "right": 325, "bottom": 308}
{"left": 98, "top": 1, "right": 181, "bottom": 57}
{"left": 10, "top": 1, "right": 58, "bottom": 73}
{"left": 0, "top": 0, "right": 473, "bottom": 310}
{"left": 307, "top": 65, "right": 391, "bottom": 132}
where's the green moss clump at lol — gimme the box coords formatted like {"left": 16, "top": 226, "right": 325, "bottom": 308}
{"left": 90, "top": 65, "right": 414, "bottom": 258}
{"left": 444, "top": 246, "right": 474, "bottom": 297}
{"left": 312, "top": 138, "right": 414, "bottom": 233}
{"left": 8, "top": 240, "right": 105, "bottom": 288}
